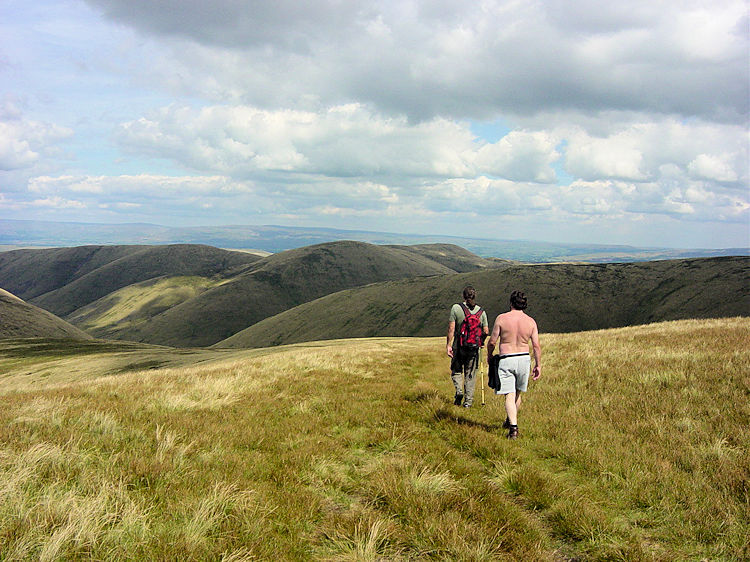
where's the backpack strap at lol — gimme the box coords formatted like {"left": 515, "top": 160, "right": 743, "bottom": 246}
{"left": 460, "top": 303, "right": 481, "bottom": 318}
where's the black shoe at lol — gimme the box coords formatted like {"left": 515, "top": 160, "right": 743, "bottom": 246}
{"left": 463, "top": 402, "right": 472, "bottom": 408}
{"left": 454, "top": 394, "right": 463, "bottom": 406}
{"left": 507, "top": 425, "right": 519, "bottom": 440}
{"left": 502, "top": 417, "right": 510, "bottom": 429}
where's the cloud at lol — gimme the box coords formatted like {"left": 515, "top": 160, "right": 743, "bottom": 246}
{"left": 109, "top": 103, "right": 749, "bottom": 223}
{"left": 30, "top": 196, "right": 86, "bottom": 209}
{"left": 28, "top": 174, "right": 251, "bottom": 198}
{"left": 688, "top": 154, "right": 739, "bottom": 182}
{"left": 3, "top": 1, "right": 747, "bottom": 248}
{"left": 85, "top": 0, "right": 749, "bottom": 122}
{"left": 563, "top": 118, "right": 748, "bottom": 184}
{"left": 0, "top": 99, "right": 72, "bottom": 171}
{"left": 115, "top": 103, "right": 559, "bottom": 182}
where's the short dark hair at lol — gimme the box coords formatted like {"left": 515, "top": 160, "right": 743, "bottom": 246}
{"left": 462, "top": 285, "right": 476, "bottom": 301}
{"left": 510, "top": 290, "right": 527, "bottom": 310}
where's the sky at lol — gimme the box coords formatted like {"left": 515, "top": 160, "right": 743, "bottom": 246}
{"left": 1, "top": 0, "right": 748, "bottom": 248}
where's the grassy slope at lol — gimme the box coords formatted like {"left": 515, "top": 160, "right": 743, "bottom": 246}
{"left": 122, "top": 241, "right": 460, "bottom": 347}
{"left": 28, "top": 245, "right": 260, "bottom": 317}
{"left": 218, "top": 256, "right": 750, "bottom": 348}
{"left": 0, "top": 318, "right": 747, "bottom": 560}
{"left": 65, "top": 276, "right": 222, "bottom": 340}
{"left": 0, "top": 289, "right": 92, "bottom": 340}
{"left": 0, "top": 245, "right": 145, "bottom": 301}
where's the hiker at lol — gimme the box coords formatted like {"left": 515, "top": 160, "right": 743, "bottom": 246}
{"left": 486, "top": 290, "right": 541, "bottom": 439}
{"left": 446, "top": 285, "right": 489, "bottom": 408}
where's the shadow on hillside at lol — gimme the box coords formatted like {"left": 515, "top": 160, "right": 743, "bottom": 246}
{"left": 0, "top": 338, "right": 201, "bottom": 359}
{"left": 433, "top": 407, "right": 500, "bottom": 432}
{"left": 0, "top": 339, "right": 145, "bottom": 358}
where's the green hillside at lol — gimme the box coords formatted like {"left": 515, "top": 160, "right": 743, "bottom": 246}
{"left": 25, "top": 245, "right": 259, "bottom": 317}
{"left": 218, "top": 256, "right": 750, "bottom": 348}
{"left": 1, "top": 319, "right": 747, "bottom": 559}
{"left": 115, "top": 241, "right": 471, "bottom": 347}
{"left": 0, "top": 245, "right": 145, "bottom": 300}
{"left": 0, "top": 288, "right": 92, "bottom": 340}
{"left": 66, "top": 276, "right": 222, "bottom": 340}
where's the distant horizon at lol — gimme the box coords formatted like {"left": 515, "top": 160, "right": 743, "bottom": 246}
{"left": 0, "top": 218, "right": 750, "bottom": 257}
{"left": 2, "top": 216, "right": 749, "bottom": 252}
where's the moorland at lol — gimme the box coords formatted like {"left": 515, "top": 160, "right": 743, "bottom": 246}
{"left": 0, "top": 242, "right": 747, "bottom": 347}
{"left": 0, "top": 318, "right": 748, "bottom": 559}
{"left": 1, "top": 240, "right": 748, "bottom": 560}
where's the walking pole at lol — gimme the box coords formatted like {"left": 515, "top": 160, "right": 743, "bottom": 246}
{"left": 480, "top": 346, "right": 486, "bottom": 406}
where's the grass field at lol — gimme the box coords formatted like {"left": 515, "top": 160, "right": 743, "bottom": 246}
{"left": 1, "top": 318, "right": 748, "bottom": 560}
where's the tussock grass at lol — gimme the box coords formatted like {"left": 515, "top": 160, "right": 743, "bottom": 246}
{"left": 0, "top": 318, "right": 748, "bottom": 560}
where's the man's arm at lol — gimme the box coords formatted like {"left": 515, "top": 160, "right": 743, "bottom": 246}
{"left": 530, "top": 320, "right": 541, "bottom": 380}
{"left": 486, "top": 316, "right": 501, "bottom": 357}
{"left": 446, "top": 321, "right": 455, "bottom": 357}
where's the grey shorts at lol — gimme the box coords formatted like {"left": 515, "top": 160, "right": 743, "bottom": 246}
{"left": 495, "top": 353, "right": 531, "bottom": 395}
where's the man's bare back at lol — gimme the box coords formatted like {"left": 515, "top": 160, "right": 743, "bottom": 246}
{"left": 487, "top": 308, "right": 541, "bottom": 380}
{"left": 493, "top": 310, "right": 538, "bottom": 355}
{"left": 486, "top": 291, "right": 542, "bottom": 439}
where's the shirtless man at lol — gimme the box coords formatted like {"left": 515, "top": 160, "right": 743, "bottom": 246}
{"left": 486, "top": 290, "right": 541, "bottom": 439}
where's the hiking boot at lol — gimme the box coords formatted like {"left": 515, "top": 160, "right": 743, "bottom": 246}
{"left": 454, "top": 393, "right": 463, "bottom": 406}
{"left": 507, "top": 425, "right": 519, "bottom": 440}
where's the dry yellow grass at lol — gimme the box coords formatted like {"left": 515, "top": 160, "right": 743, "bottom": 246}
{"left": 0, "top": 318, "right": 748, "bottom": 560}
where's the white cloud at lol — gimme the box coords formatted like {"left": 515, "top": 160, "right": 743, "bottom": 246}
{"left": 84, "top": 0, "right": 749, "bottom": 121}
{"left": 28, "top": 174, "right": 251, "bottom": 198}
{"left": 565, "top": 129, "right": 648, "bottom": 181}
{"left": 109, "top": 103, "right": 750, "bottom": 225}
{"left": 564, "top": 118, "right": 747, "bottom": 185}
{"left": 31, "top": 196, "right": 86, "bottom": 209}
{"left": 0, "top": 100, "right": 72, "bottom": 171}
{"left": 688, "top": 154, "right": 739, "bottom": 182}
{"left": 475, "top": 131, "right": 559, "bottom": 183}
{"left": 116, "top": 103, "right": 562, "bottom": 182}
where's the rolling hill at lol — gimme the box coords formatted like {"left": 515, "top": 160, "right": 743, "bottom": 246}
{"left": 4, "top": 240, "right": 747, "bottom": 349}
{"left": 217, "top": 256, "right": 750, "bottom": 348}
{"left": 0, "top": 245, "right": 145, "bottom": 301}
{"left": 0, "top": 244, "right": 261, "bottom": 318}
{"left": 114, "top": 241, "right": 482, "bottom": 347}
{"left": 0, "top": 288, "right": 91, "bottom": 340}
{"left": 30, "top": 244, "right": 261, "bottom": 317}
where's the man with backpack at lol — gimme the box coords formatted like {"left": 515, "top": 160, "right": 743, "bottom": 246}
{"left": 446, "top": 285, "right": 489, "bottom": 408}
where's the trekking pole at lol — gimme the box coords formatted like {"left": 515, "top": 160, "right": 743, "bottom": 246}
{"left": 480, "top": 347, "right": 486, "bottom": 406}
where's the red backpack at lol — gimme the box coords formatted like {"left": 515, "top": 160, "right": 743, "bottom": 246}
{"left": 458, "top": 303, "right": 483, "bottom": 350}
